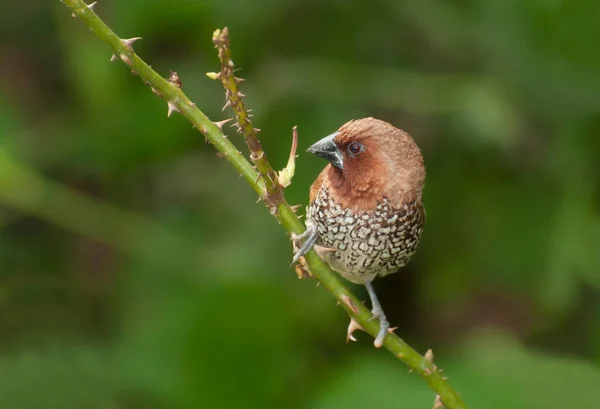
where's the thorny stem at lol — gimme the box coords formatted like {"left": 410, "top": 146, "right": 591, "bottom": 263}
{"left": 60, "top": 1, "right": 467, "bottom": 408}
{"left": 212, "top": 28, "right": 283, "bottom": 207}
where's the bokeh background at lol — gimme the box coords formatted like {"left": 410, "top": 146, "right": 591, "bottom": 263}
{"left": 1, "top": 1, "right": 600, "bottom": 408}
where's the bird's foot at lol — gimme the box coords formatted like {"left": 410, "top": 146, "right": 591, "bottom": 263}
{"left": 364, "top": 281, "right": 390, "bottom": 348}
{"left": 290, "top": 225, "right": 318, "bottom": 267}
{"left": 370, "top": 305, "right": 390, "bottom": 348}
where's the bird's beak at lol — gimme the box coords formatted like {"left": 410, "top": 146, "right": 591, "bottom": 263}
{"left": 307, "top": 132, "right": 343, "bottom": 170}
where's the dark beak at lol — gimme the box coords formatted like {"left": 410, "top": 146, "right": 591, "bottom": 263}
{"left": 307, "top": 132, "right": 343, "bottom": 170}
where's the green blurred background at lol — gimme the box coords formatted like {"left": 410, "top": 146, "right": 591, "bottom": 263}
{"left": 1, "top": 1, "right": 599, "bottom": 408}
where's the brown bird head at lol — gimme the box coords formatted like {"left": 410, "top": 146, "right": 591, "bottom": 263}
{"left": 308, "top": 117, "right": 425, "bottom": 210}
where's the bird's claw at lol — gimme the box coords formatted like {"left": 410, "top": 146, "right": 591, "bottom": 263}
{"left": 373, "top": 312, "right": 390, "bottom": 348}
{"left": 290, "top": 225, "right": 318, "bottom": 267}
{"left": 365, "top": 281, "right": 391, "bottom": 348}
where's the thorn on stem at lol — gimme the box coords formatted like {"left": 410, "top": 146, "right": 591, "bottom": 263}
{"left": 341, "top": 295, "right": 359, "bottom": 314}
{"left": 167, "top": 101, "right": 179, "bottom": 117}
{"left": 346, "top": 317, "right": 365, "bottom": 343}
{"left": 214, "top": 118, "right": 233, "bottom": 130}
{"left": 72, "top": 1, "right": 96, "bottom": 17}
{"left": 123, "top": 37, "right": 143, "bottom": 48}
{"left": 433, "top": 395, "right": 444, "bottom": 409}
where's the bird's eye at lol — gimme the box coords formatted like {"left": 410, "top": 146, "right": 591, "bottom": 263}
{"left": 347, "top": 142, "right": 364, "bottom": 157}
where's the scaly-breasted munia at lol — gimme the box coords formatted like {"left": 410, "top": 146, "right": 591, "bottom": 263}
{"left": 293, "top": 117, "right": 426, "bottom": 347}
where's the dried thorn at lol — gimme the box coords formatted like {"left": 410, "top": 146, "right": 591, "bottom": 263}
{"left": 254, "top": 128, "right": 261, "bottom": 133}
{"left": 110, "top": 54, "right": 117, "bottom": 62}
{"left": 234, "top": 76, "right": 245, "bottom": 83}
{"left": 346, "top": 317, "right": 365, "bottom": 343}
{"left": 214, "top": 118, "right": 233, "bottom": 130}
{"left": 408, "top": 369, "right": 414, "bottom": 374}
{"left": 167, "top": 101, "right": 179, "bottom": 117}
{"left": 206, "top": 72, "right": 221, "bottom": 80}
{"left": 222, "top": 100, "right": 231, "bottom": 111}
{"left": 388, "top": 327, "right": 398, "bottom": 334}
{"left": 233, "top": 68, "right": 242, "bottom": 73}
{"left": 294, "top": 264, "right": 309, "bottom": 279}
{"left": 227, "top": 60, "right": 234, "bottom": 68}
{"left": 238, "top": 92, "right": 246, "bottom": 98}
{"left": 255, "top": 197, "right": 262, "bottom": 204}
{"left": 341, "top": 295, "right": 359, "bottom": 314}
{"left": 123, "top": 37, "right": 143, "bottom": 48}
{"left": 425, "top": 349, "right": 434, "bottom": 362}
{"left": 433, "top": 395, "right": 444, "bottom": 409}
{"left": 424, "top": 369, "right": 432, "bottom": 375}
{"left": 150, "top": 87, "right": 161, "bottom": 96}
{"left": 290, "top": 204, "right": 303, "bottom": 213}
{"left": 216, "top": 152, "right": 224, "bottom": 159}
{"left": 167, "top": 70, "right": 181, "bottom": 88}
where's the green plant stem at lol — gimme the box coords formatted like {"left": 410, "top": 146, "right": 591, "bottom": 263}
{"left": 212, "top": 28, "right": 283, "bottom": 202}
{"left": 59, "top": 1, "right": 467, "bottom": 407}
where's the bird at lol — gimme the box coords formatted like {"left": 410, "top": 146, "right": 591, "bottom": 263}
{"left": 292, "top": 117, "right": 426, "bottom": 347}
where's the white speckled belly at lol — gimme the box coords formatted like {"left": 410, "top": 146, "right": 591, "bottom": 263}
{"left": 307, "top": 188, "right": 424, "bottom": 284}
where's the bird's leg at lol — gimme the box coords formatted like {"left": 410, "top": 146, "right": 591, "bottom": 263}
{"left": 290, "top": 225, "right": 319, "bottom": 266}
{"left": 364, "top": 280, "right": 389, "bottom": 348}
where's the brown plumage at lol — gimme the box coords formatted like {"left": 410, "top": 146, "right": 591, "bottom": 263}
{"left": 293, "top": 117, "right": 426, "bottom": 347}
